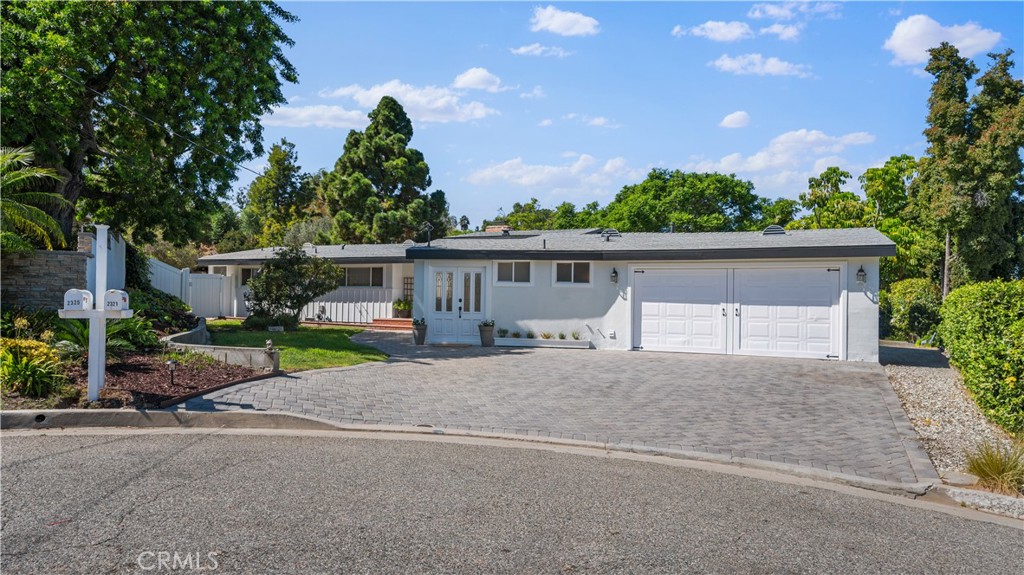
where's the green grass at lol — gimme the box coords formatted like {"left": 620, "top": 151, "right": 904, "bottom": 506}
{"left": 206, "top": 320, "right": 388, "bottom": 372}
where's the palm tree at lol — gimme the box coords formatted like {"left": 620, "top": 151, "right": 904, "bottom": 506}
{"left": 1, "top": 147, "right": 69, "bottom": 252}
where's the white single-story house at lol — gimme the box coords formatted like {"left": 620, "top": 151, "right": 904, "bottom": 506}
{"left": 197, "top": 243, "right": 413, "bottom": 323}
{"left": 406, "top": 227, "right": 896, "bottom": 362}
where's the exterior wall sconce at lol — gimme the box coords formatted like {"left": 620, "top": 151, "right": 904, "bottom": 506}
{"left": 856, "top": 266, "right": 867, "bottom": 285}
{"left": 610, "top": 268, "right": 619, "bottom": 284}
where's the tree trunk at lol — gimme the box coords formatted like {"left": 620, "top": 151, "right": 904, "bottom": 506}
{"left": 942, "top": 230, "right": 951, "bottom": 299}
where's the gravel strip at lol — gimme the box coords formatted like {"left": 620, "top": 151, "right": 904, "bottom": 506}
{"left": 942, "top": 486, "right": 1024, "bottom": 520}
{"left": 882, "top": 344, "right": 1012, "bottom": 474}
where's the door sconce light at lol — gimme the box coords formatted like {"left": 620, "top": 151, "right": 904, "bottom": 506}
{"left": 856, "top": 266, "right": 867, "bottom": 285}
{"left": 610, "top": 268, "right": 619, "bottom": 284}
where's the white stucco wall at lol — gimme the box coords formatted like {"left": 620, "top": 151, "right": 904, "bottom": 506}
{"left": 845, "top": 257, "right": 881, "bottom": 362}
{"left": 412, "top": 256, "right": 883, "bottom": 361}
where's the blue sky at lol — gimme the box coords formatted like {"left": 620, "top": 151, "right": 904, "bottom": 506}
{"left": 243, "top": 2, "right": 1023, "bottom": 228}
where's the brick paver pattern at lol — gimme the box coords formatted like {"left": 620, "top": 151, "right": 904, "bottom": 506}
{"left": 184, "top": 332, "right": 937, "bottom": 484}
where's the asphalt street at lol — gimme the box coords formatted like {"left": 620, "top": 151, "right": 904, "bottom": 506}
{"left": 1, "top": 429, "right": 1020, "bottom": 574}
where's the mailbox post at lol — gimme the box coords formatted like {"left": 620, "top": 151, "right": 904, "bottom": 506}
{"left": 58, "top": 225, "right": 133, "bottom": 401}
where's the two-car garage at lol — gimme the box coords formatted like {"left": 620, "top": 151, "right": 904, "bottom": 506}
{"left": 632, "top": 265, "right": 842, "bottom": 360}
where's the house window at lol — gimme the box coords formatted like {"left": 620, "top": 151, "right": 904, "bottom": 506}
{"left": 240, "top": 268, "right": 257, "bottom": 286}
{"left": 210, "top": 266, "right": 226, "bottom": 276}
{"left": 496, "top": 261, "right": 531, "bottom": 284}
{"left": 342, "top": 267, "right": 384, "bottom": 287}
{"left": 555, "top": 262, "right": 591, "bottom": 285}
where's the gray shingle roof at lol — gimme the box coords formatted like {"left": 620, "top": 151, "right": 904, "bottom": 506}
{"left": 408, "top": 227, "right": 896, "bottom": 261}
{"left": 198, "top": 243, "right": 411, "bottom": 265}
{"left": 198, "top": 227, "right": 896, "bottom": 265}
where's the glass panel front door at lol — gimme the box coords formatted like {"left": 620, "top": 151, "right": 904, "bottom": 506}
{"left": 428, "top": 266, "right": 486, "bottom": 343}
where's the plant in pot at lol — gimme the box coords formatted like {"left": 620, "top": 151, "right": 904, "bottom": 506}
{"left": 393, "top": 297, "right": 412, "bottom": 319}
{"left": 412, "top": 317, "right": 427, "bottom": 345}
{"left": 479, "top": 319, "right": 495, "bottom": 347}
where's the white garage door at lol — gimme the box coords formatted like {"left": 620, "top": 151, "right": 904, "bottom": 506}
{"left": 734, "top": 268, "right": 839, "bottom": 359}
{"left": 633, "top": 269, "right": 728, "bottom": 354}
{"left": 633, "top": 267, "right": 842, "bottom": 359}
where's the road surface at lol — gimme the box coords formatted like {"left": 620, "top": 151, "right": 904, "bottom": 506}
{"left": 1, "top": 429, "right": 1020, "bottom": 574}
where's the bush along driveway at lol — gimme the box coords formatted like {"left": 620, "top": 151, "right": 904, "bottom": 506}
{"left": 184, "top": 332, "right": 938, "bottom": 492}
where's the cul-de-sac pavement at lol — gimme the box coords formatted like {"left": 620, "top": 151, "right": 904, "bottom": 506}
{"left": 3, "top": 333, "right": 1022, "bottom": 574}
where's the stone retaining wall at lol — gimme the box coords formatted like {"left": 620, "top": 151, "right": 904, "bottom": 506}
{"left": 1, "top": 250, "right": 90, "bottom": 311}
{"left": 162, "top": 319, "right": 280, "bottom": 372}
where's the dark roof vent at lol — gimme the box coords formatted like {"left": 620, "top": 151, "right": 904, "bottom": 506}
{"left": 761, "top": 225, "right": 787, "bottom": 236}
{"left": 601, "top": 228, "right": 621, "bottom": 242}
{"left": 502, "top": 229, "right": 511, "bottom": 237}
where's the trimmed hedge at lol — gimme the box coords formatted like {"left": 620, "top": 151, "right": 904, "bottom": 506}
{"left": 938, "top": 280, "right": 1024, "bottom": 435}
{"left": 882, "top": 278, "right": 942, "bottom": 343}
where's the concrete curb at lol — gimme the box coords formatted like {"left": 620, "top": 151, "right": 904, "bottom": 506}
{"left": 0, "top": 409, "right": 339, "bottom": 431}
{"left": 0, "top": 408, "right": 936, "bottom": 497}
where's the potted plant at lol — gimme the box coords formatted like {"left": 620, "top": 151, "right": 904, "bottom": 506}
{"left": 479, "top": 319, "right": 495, "bottom": 347}
{"left": 412, "top": 317, "right": 427, "bottom": 345}
{"left": 393, "top": 297, "right": 412, "bottom": 319}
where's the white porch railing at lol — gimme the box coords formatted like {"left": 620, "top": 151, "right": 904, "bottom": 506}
{"left": 301, "top": 287, "right": 396, "bottom": 324}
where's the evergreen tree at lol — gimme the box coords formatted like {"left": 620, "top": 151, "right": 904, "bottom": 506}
{"left": 322, "top": 96, "right": 449, "bottom": 243}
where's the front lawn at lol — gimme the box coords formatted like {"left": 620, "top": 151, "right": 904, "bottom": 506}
{"left": 206, "top": 320, "right": 388, "bottom": 371}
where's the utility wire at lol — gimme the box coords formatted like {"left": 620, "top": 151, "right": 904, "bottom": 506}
{"left": 51, "top": 68, "right": 263, "bottom": 177}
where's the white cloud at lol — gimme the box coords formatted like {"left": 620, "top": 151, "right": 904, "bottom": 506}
{"left": 686, "top": 128, "right": 874, "bottom": 174}
{"left": 748, "top": 2, "right": 842, "bottom": 21}
{"left": 262, "top": 105, "right": 366, "bottom": 129}
{"left": 760, "top": 23, "right": 802, "bottom": 41}
{"left": 465, "top": 154, "right": 644, "bottom": 195}
{"left": 510, "top": 43, "right": 573, "bottom": 58}
{"left": 320, "top": 80, "right": 497, "bottom": 124}
{"left": 883, "top": 14, "right": 1002, "bottom": 65}
{"left": 676, "top": 21, "right": 754, "bottom": 42}
{"left": 538, "top": 118, "right": 553, "bottom": 127}
{"left": 452, "top": 67, "right": 509, "bottom": 93}
{"left": 531, "top": 5, "right": 600, "bottom": 37}
{"left": 563, "top": 112, "right": 619, "bottom": 128}
{"left": 710, "top": 53, "right": 812, "bottom": 77}
{"left": 520, "top": 86, "right": 546, "bottom": 99}
{"left": 719, "top": 110, "right": 751, "bottom": 128}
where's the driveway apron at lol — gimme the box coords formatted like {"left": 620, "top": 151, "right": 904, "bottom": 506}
{"left": 183, "top": 332, "right": 937, "bottom": 485}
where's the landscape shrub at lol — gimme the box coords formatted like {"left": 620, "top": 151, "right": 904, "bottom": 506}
{"left": 54, "top": 319, "right": 135, "bottom": 359}
{"left": 0, "top": 341, "right": 66, "bottom": 397}
{"left": 124, "top": 242, "right": 152, "bottom": 289}
{"left": 241, "top": 314, "right": 299, "bottom": 332}
{"left": 0, "top": 308, "right": 58, "bottom": 341}
{"left": 243, "top": 245, "right": 343, "bottom": 329}
{"left": 109, "top": 316, "right": 160, "bottom": 349}
{"left": 965, "top": 441, "right": 1024, "bottom": 495}
{"left": 938, "top": 280, "right": 1024, "bottom": 435}
{"left": 127, "top": 286, "right": 197, "bottom": 333}
{"left": 883, "top": 278, "right": 942, "bottom": 343}
{"left": 1, "top": 337, "right": 61, "bottom": 364}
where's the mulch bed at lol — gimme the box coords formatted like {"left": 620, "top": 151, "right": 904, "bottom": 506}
{"left": 6, "top": 352, "right": 261, "bottom": 410}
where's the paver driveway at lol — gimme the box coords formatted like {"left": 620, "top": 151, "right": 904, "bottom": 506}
{"left": 184, "top": 332, "right": 937, "bottom": 486}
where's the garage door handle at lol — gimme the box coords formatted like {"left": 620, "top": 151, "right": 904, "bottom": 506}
{"left": 735, "top": 308, "right": 739, "bottom": 317}
{"left": 721, "top": 307, "right": 726, "bottom": 317}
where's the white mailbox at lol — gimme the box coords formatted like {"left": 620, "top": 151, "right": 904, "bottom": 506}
{"left": 63, "top": 289, "right": 93, "bottom": 311}
{"left": 104, "top": 290, "right": 130, "bottom": 311}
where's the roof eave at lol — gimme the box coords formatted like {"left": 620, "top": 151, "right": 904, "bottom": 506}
{"left": 406, "top": 245, "right": 897, "bottom": 261}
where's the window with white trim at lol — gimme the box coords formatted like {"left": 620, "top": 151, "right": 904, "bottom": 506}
{"left": 555, "top": 262, "right": 591, "bottom": 285}
{"left": 496, "top": 261, "right": 531, "bottom": 284}
{"left": 240, "top": 268, "right": 257, "bottom": 286}
{"left": 342, "top": 267, "right": 384, "bottom": 287}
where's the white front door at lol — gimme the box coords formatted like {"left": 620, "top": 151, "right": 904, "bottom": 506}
{"left": 632, "top": 269, "right": 728, "bottom": 354}
{"left": 429, "top": 266, "right": 485, "bottom": 343}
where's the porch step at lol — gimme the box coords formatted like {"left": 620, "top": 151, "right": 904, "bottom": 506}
{"left": 370, "top": 318, "right": 413, "bottom": 332}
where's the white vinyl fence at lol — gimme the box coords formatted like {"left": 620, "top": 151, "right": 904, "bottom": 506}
{"left": 148, "top": 258, "right": 227, "bottom": 318}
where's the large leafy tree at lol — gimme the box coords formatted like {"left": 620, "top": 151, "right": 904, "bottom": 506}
{"left": 603, "top": 169, "right": 763, "bottom": 232}
{"left": 244, "top": 245, "right": 344, "bottom": 327}
{"left": 0, "top": 1, "right": 298, "bottom": 243}
{"left": 792, "top": 167, "right": 871, "bottom": 229}
{"left": 322, "top": 96, "right": 450, "bottom": 243}
{"left": 0, "top": 147, "right": 70, "bottom": 252}
{"left": 242, "top": 138, "right": 314, "bottom": 247}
